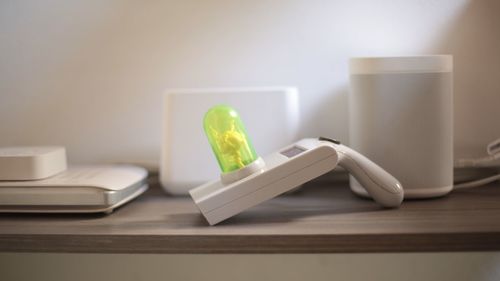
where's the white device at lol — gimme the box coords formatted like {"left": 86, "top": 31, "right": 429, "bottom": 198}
{"left": 0, "top": 146, "right": 67, "bottom": 180}
{"left": 0, "top": 165, "right": 148, "bottom": 214}
{"left": 161, "top": 87, "right": 299, "bottom": 195}
{"left": 349, "top": 55, "right": 453, "bottom": 198}
{"left": 190, "top": 137, "right": 404, "bottom": 225}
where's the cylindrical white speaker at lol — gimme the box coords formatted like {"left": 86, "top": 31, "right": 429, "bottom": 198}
{"left": 349, "top": 55, "right": 453, "bottom": 198}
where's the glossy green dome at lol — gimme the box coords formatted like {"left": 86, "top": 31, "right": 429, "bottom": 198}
{"left": 203, "top": 105, "right": 258, "bottom": 173}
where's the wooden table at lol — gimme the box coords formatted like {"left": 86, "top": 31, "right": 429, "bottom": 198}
{"left": 0, "top": 178, "right": 499, "bottom": 253}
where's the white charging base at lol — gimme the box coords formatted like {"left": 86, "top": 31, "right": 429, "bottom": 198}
{"left": 190, "top": 139, "right": 339, "bottom": 225}
{"left": 0, "top": 146, "right": 67, "bottom": 180}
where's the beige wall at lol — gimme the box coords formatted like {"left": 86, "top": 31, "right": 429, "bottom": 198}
{"left": 1, "top": 0, "right": 499, "bottom": 167}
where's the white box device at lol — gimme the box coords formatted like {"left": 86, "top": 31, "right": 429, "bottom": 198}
{"left": 161, "top": 87, "right": 299, "bottom": 195}
{"left": 190, "top": 138, "right": 404, "bottom": 225}
{"left": 0, "top": 165, "right": 148, "bottom": 213}
{"left": 0, "top": 146, "right": 67, "bottom": 180}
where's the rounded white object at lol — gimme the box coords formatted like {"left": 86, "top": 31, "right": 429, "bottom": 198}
{"left": 0, "top": 146, "right": 67, "bottom": 180}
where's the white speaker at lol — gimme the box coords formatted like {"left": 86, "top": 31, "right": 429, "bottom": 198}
{"left": 349, "top": 56, "right": 453, "bottom": 198}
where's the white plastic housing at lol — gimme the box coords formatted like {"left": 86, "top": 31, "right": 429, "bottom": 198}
{"left": 161, "top": 87, "right": 300, "bottom": 195}
{"left": 349, "top": 55, "right": 453, "bottom": 198}
{"left": 190, "top": 139, "right": 338, "bottom": 225}
{"left": 0, "top": 146, "right": 67, "bottom": 180}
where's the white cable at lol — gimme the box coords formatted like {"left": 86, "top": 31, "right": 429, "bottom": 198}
{"left": 455, "top": 153, "right": 500, "bottom": 168}
{"left": 455, "top": 137, "right": 500, "bottom": 168}
{"left": 453, "top": 137, "right": 500, "bottom": 189}
{"left": 487, "top": 138, "right": 500, "bottom": 155}
{"left": 454, "top": 173, "right": 500, "bottom": 189}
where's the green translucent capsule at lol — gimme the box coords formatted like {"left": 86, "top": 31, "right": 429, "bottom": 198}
{"left": 204, "top": 105, "right": 258, "bottom": 173}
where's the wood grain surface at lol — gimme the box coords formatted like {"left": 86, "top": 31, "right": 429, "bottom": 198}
{"left": 0, "top": 179, "right": 499, "bottom": 253}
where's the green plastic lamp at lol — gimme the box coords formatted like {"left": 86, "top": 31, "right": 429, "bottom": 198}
{"left": 203, "top": 105, "right": 265, "bottom": 184}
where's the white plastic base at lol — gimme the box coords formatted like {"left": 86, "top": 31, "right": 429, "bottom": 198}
{"left": 220, "top": 157, "right": 265, "bottom": 184}
{"left": 190, "top": 139, "right": 339, "bottom": 225}
{"left": 349, "top": 177, "right": 452, "bottom": 199}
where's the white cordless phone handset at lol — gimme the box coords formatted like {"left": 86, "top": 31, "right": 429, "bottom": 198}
{"left": 318, "top": 137, "right": 404, "bottom": 207}
{"left": 191, "top": 136, "right": 405, "bottom": 225}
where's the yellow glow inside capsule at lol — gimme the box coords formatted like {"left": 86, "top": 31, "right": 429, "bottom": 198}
{"left": 204, "top": 105, "right": 258, "bottom": 173}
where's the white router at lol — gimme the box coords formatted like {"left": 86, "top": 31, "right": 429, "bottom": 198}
{"left": 0, "top": 165, "right": 148, "bottom": 214}
{"left": 0, "top": 146, "right": 148, "bottom": 213}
